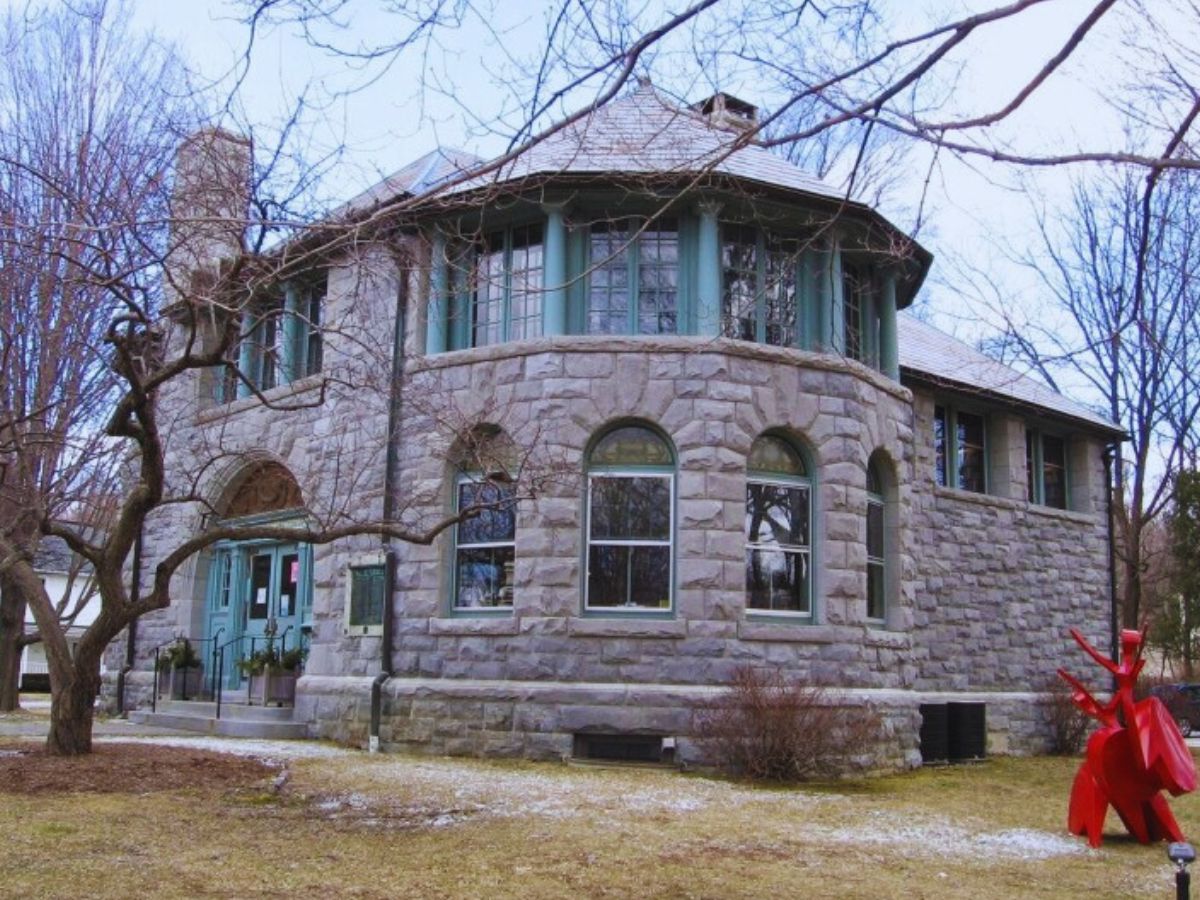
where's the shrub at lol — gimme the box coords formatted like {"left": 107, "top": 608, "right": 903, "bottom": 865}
{"left": 1042, "top": 674, "right": 1090, "bottom": 755}
{"left": 695, "top": 666, "right": 882, "bottom": 781}
{"left": 157, "top": 640, "right": 200, "bottom": 671}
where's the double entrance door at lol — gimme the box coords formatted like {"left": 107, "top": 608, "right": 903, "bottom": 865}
{"left": 206, "top": 541, "right": 311, "bottom": 688}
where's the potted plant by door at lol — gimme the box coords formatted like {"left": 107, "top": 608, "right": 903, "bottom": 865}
{"left": 238, "top": 644, "right": 303, "bottom": 706}
{"left": 159, "top": 641, "right": 204, "bottom": 700}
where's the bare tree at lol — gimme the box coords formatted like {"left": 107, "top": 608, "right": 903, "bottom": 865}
{"left": 0, "top": 0, "right": 191, "bottom": 710}
{"left": 979, "top": 166, "right": 1200, "bottom": 629}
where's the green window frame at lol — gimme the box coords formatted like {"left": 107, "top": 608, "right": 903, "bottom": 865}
{"left": 842, "top": 261, "right": 877, "bottom": 365}
{"left": 934, "top": 404, "right": 988, "bottom": 493}
{"left": 866, "top": 461, "right": 885, "bottom": 623}
{"left": 1026, "top": 429, "right": 1068, "bottom": 509}
{"left": 466, "top": 224, "right": 544, "bottom": 348}
{"left": 584, "top": 425, "right": 675, "bottom": 612}
{"left": 720, "top": 224, "right": 806, "bottom": 347}
{"left": 345, "top": 558, "right": 386, "bottom": 635}
{"left": 452, "top": 477, "right": 517, "bottom": 611}
{"left": 745, "top": 435, "right": 812, "bottom": 616}
{"left": 586, "top": 219, "right": 679, "bottom": 336}
{"left": 215, "top": 273, "right": 326, "bottom": 403}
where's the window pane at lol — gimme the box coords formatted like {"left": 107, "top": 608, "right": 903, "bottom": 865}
{"left": 587, "top": 544, "right": 670, "bottom": 608}
{"left": 867, "top": 561, "right": 885, "bottom": 621}
{"left": 588, "top": 225, "right": 631, "bottom": 335}
{"left": 867, "top": 499, "right": 883, "bottom": 558}
{"left": 763, "top": 235, "right": 798, "bottom": 347}
{"left": 956, "top": 412, "right": 986, "bottom": 492}
{"left": 722, "top": 225, "right": 757, "bottom": 340}
{"left": 590, "top": 426, "right": 672, "bottom": 466}
{"left": 457, "top": 482, "right": 516, "bottom": 545}
{"left": 590, "top": 476, "right": 671, "bottom": 541}
{"left": 509, "top": 224, "right": 543, "bottom": 340}
{"left": 473, "top": 242, "right": 505, "bottom": 347}
{"left": 748, "top": 435, "right": 805, "bottom": 477}
{"left": 1043, "top": 434, "right": 1067, "bottom": 509}
{"left": 1026, "top": 429, "right": 1037, "bottom": 502}
{"left": 350, "top": 565, "right": 385, "bottom": 626}
{"left": 746, "top": 548, "right": 809, "bottom": 613}
{"left": 843, "top": 263, "right": 864, "bottom": 362}
{"left": 638, "top": 222, "right": 678, "bottom": 335}
{"left": 746, "top": 482, "right": 809, "bottom": 547}
{"left": 455, "top": 546, "right": 514, "bottom": 608}
{"left": 934, "top": 406, "right": 947, "bottom": 487}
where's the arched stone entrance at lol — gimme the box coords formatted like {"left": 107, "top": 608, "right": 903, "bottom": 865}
{"left": 203, "top": 460, "right": 312, "bottom": 689}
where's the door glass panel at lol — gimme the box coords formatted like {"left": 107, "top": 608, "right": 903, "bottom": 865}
{"left": 249, "top": 553, "right": 271, "bottom": 620}
{"left": 278, "top": 552, "right": 299, "bottom": 618}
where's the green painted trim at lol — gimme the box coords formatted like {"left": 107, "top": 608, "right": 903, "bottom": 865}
{"left": 280, "top": 283, "right": 301, "bottom": 384}
{"left": 879, "top": 270, "right": 899, "bottom": 380}
{"left": 565, "top": 225, "right": 587, "bottom": 334}
{"left": 542, "top": 206, "right": 568, "bottom": 336}
{"left": 828, "top": 239, "right": 845, "bottom": 354}
{"left": 695, "top": 203, "right": 721, "bottom": 336}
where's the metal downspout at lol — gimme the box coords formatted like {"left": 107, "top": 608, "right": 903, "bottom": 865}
{"left": 1103, "top": 444, "right": 1120, "bottom": 670}
{"left": 370, "top": 265, "right": 406, "bottom": 752}
{"left": 117, "top": 524, "right": 144, "bottom": 715}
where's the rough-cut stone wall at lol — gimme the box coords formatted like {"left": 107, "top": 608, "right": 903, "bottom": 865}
{"left": 382, "top": 335, "right": 917, "bottom": 690}
{"left": 907, "top": 390, "right": 1111, "bottom": 693}
{"left": 103, "top": 243, "right": 405, "bottom": 688}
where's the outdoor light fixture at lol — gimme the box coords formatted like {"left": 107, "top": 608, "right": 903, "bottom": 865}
{"left": 1168, "top": 842, "right": 1195, "bottom": 900}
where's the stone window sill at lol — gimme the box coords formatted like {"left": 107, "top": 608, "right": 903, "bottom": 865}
{"left": 567, "top": 618, "right": 686, "bottom": 638}
{"left": 430, "top": 617, "right": 520, "bottom": 636}
{"left": 195, "top": 373, "right": 325, "bottom": 424}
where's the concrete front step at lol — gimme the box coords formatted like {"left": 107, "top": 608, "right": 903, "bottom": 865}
{"left": 129, "top": 701, "right": 310, "bottom": 740}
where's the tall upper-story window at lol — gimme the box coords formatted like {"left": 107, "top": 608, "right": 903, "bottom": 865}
{"left": 1026, "top": 429, "right": 1068, "bottom": 509}
{"left": 473, "top": 224, "right": 544, "bottom": 346}
{"left": 934, "top": 405, "right": 987, "bottom": 493}
{"left": 585, "top": 424, "right": 674, "bottom": 611}
{"left": 215, "top": 274, "right": 326, "bottom": 403}
{"left": 721, "top": 225, "right": 800, "bottom": 346}
{"left": 587, "top": 219, "right": 678, "bottom": 335}
{"left": 745, "top": 435, "right": 811, "bottom": 615}
{"left": 842, "top": 262, "right": 875, "bottom": 364}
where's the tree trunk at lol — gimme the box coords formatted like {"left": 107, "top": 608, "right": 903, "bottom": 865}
{"left": 46, "top": 653, "right": 100, "bottom": 756}
{"left": 0, "top": 572, "right": 26, "bottom": 711}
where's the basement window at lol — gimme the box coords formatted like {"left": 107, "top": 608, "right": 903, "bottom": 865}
{"left": 573, "top": 733, "right": 665, "bottom": 763}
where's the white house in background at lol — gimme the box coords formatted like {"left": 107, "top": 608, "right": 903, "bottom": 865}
{"left": 20, "top": 536, "right": 103, "bottom": 691}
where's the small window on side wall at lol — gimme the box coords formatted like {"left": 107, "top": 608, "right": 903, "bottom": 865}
{"left": 933, "top": 405, "right": 987, "bottom": 493}
{"left": 745, "top": 435, "right": 811, "bottom": 616}
{"left": 1026, "top": 429, "right": 1068, "bottom": 509}
{"left": 345, "top": 554, "right": 386, "bottom": 635}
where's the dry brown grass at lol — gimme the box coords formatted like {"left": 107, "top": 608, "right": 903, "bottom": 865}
{"left": 2, "top": 740, "right": 1197, "bottom": 899}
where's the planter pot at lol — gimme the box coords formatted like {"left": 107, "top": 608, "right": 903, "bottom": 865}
{"left": 167, "top": 666, "right": 204, "bottom": 700}
{"left": 251, "top": 668, "right": 297, "bottom": 706}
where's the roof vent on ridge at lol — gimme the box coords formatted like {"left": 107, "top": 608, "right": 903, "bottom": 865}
{"left": 690, "top": 92, "right": 758, "bottom": 132}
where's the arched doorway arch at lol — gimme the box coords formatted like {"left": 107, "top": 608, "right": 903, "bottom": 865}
{"left": 203, "top": 459, "right": 312, "bottom": 690}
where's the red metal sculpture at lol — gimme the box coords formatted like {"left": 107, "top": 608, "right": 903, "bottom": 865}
{"left": 1058, "top": 628, "right": 1196, "bottom": 847}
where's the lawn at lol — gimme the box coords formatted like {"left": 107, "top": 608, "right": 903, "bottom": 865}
{"left": 1, "top": 735, "right": 1195, "bottom": 899}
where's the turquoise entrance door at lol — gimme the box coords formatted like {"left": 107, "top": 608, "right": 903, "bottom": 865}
{"left": 207, "top": 541, "right": 312, "bottom": 687}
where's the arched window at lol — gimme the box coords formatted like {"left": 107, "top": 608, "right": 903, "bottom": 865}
{"left": 745, "top": 435, "right": 811, "bottom": 615}
{"left": 866, "top": 460, "right": 886, "bottom": 622}
{"left": 585, "top": 424, "right": 674, "bottom": 610}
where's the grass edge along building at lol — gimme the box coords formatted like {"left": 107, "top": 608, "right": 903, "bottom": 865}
{"left": 107, "top": 84, "right": 1120, "bottom": 768}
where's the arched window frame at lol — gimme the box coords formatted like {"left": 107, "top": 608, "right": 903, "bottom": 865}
{"left": 745, "top": 434, "right": 813, "bottom": 618}
{"left": 583, "top": 423, "right": 676, "bottom": 613}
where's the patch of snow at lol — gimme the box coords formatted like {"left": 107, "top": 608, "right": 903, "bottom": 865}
{"left": 95, "top": 735, "right": 352, "bottom": 765}
{"left": 811, "top": 815, "right": 1092, "bottom": 861}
